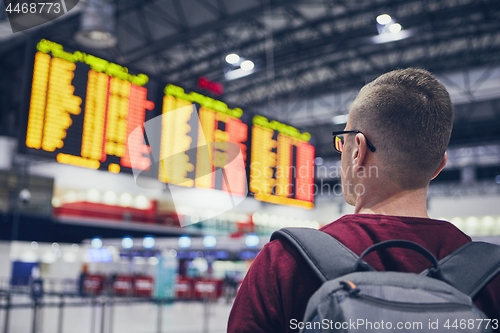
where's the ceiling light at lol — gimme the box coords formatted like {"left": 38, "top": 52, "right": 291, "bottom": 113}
{"left": 133, "top": 195, "right": 150, "bottom": 209}
{"left": 102, "top": 191, "right": 117, "bottom": 205}
{"left": 240, "top": 60, "right": 254, "bottom": 71}
{"left": 121, "top": 237, "right": 134, "bottom": 249}
{"left": 87, "top": 189, "right": 100, "bottom": 202}
{"left": 371, "top": 29, "right": 412, "bottom": 44}
{"left": 389, "top": 23, "right": 402, "bottom": 34}
{"left": 203, "top": 235, "right": 217, "bottom": 248}
{"left": 119, "top": 193, "right": 133, "bottom": 207}
{"left": 331, "top": 114, "right": 348, "bottom": 124}
{"left": 143, "top": 236, "right": 155, "bottom": 249}
{"left": 245, "top": 234, "right": 260, "bottom": 248}
{"left": 376, "top": 14, "right": 392, "bottom": 25}
{"left": 178, "top": 236, "right": 191, "bottom": 249}
{"left": 225, "top": 53, "right": 240, "bottom": 64}
{"left": 225, "top": 68, "right": 253, "bottom": 81}
{"left": 91, "top": 237, "right": 103, "bottom": 249}
{"left": 75, "top": 0, "right": 117, "bottom": 49}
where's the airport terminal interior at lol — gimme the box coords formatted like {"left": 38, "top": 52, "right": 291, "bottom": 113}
{"left": 0, "top": 0, "right": 499, "bottom": 332}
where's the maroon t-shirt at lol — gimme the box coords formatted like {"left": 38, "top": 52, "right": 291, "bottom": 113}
{"left": 228, "top": 214, "right": 500, "bottom": 332}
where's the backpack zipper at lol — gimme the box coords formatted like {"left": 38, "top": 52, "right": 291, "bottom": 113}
{"left": 356, "top": 293, "right": 471, "bottom": 311}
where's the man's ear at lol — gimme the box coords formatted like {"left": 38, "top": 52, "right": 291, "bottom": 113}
{"left": 431, "top": 153, "right": 448, "bottom": 180}
{"left": 352, "top": 133, "right": 368, "bottom": 170}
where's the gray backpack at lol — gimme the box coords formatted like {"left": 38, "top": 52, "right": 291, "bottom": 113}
{"left": 271, "top": 228, "right": 500, "bottom": 333}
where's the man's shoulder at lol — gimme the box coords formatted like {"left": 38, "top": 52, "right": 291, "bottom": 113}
{"left": 321, "top": 213, "right": 460, "bottom": 226}
{"left": 316, "top": 214, "right": 471, "bottom": 265}
{"left": 320, "top": 214, "right": 469, "bottom": 236}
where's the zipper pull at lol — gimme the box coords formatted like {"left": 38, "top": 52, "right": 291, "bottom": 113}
{"left": 339, "top": 280, "right": 360, "bottom": 296}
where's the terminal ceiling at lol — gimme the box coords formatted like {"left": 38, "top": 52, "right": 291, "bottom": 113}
{"left": 1, "top": 0, "right": 500, "bottom": 160}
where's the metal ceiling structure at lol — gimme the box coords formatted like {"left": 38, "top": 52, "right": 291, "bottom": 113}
{"left": 111, "top": 0, "right": 500, "bottom": 103}
{"left": 0, "top": 0, "right": 499, "bottom": 170}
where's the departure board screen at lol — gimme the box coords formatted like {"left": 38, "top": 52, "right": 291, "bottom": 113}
{"left": 249, "top": 116, "right": 315, "bottom": 209}
{"left": 25, "top": 39, "right": 153, "bottom": 174}
{"left": 23, "top": 39, "right": 314, "bottom": 209}
{"left": 156, "top": 84, "right": 247, "bottom": 196}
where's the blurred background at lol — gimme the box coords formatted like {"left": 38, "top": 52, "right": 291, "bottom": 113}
{"left": 0, "top": 0, "right": 499, "bottom": 332}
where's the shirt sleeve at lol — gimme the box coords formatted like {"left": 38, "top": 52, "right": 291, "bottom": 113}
{"left": 227, "top": 241, "right": 284, "bottom": 333}
{"left": 474, "top": 274, "right": 500, "bottom": 330}
{"left": 227, "top": 238, "right": 321, "bottom": 333}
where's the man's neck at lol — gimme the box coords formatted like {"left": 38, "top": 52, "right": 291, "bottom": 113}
{"left": 354, "top": 186, "right": 430, "bottom": 218}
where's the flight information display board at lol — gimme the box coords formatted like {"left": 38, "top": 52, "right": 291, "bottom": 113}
{"left": 157, "top": 84, "right": 248, "bottom": 196}
{"left": 22, "top": 39, "right": 314, "bottom": 209}
{"left": 250, "top": 116, "right": 315, "bottom": 209}
{"left": 26, "top": 39, "right": 153, "bottom": 174}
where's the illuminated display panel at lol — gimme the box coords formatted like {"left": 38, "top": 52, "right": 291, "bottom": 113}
{"left": 249, "top": 116, "right": 315, "bottom": 209}
{"left": 25, "top": 39, "right": 153, "bottom": 173}
{"left": 24, "top": 39, "right": 315, "bottom": 209}
{"left": 158, "top": 85, "right": 247, "bottom": 196}
{"left": 158, "top": 95, "right": 194, "bottom": 186}
{"left": 223, "top": 116, "right": 248, "bottom": 196}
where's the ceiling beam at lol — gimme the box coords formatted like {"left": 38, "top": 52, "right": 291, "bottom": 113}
{"left": 122, "top": 0, "right": 302, "bottom": 63}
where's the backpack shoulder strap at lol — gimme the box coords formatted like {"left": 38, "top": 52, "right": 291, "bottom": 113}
{"left": 424, "top": 241, "right": 500, "bottom": 298}
{"left": 270, "top": 227, "right": 373, "bottom": 283}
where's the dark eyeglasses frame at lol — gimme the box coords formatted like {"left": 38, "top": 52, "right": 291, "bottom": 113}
{"left": 332, "top": 130, "right": 376, "bottom": 154}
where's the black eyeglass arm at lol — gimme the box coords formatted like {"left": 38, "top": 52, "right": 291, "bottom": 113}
{"left": 331, "top": 131, "right": 376, "bottom": 152}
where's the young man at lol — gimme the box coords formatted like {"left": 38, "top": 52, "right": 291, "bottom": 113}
{"left": 228, "top": 68, "right": 500, "bottom": 332}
